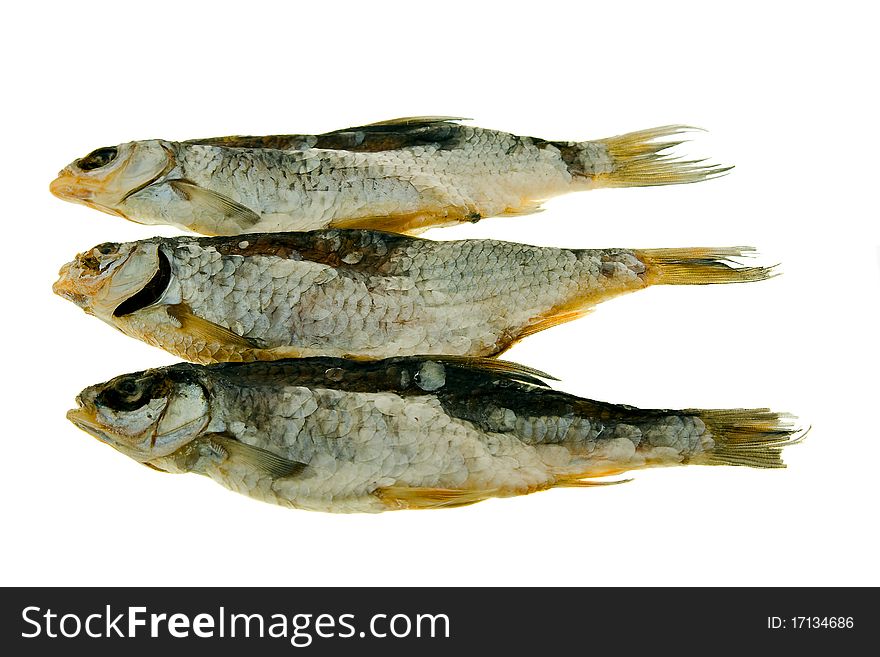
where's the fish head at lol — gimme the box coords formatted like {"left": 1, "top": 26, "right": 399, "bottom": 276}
{"left": 68, "top": 369, "right": 210, "bottom": 462}
{"left": 53, "top": 241, "right": 165, "bottom": 319}
{"left": 50, "top": 140, "right": 173, "bottom": 218}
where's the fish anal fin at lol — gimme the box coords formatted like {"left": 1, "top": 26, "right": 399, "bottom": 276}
{"left": 167, "top": 303, "right": 261, "bottom": 351}
{"left": 510, "top": 271, "right": 650, "bottom": 347}
{"left": 516, "top": 305, "right": 596, "bottom": 342}
{"left": 375, "top": 486, "right": 497, "bottom": 510}
{"left": 168, "top": 179, "right": 260, "bottom": 233}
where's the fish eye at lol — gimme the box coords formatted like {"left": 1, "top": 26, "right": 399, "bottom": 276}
{"left": 97, "top": 376, "right": 156, "bottom": 412}
{"left": 77, "top": 146, "right": 118, "bottom": 171}
{"left": 79, "top": 243, "right": 120, "bottom": 272}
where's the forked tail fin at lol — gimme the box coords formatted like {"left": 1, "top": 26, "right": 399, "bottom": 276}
{"left": 508, "top": 247, "right": 775, "bottom": 351}
{"left": 637, "top": 247, "right": 778, "bottom": 285}
{"left": 551, "top": 406, "right": 804, "bottom": 489}
{"left": 692, "top": 410, "right": 805, "bottom": 469}
{"left": 591, "top": 125, "right": 732, "bottom": 188}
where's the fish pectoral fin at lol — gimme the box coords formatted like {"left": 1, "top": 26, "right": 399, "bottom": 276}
{"left": 168, "top": 179, "right": 260, "bottom": 233}
{"left": 375, "top": 486, "right": 498, "bottom": 510}
{"left": 167, "top": 303, "right": 261, "bottom": 350}
{"left": 209, "top": 434, "right": 306, "bottom": 479}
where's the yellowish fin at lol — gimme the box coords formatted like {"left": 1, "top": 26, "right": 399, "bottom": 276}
{"left": 555, "top": 474, "right": 633, "bottom": 487}
{"left": 595, "top": 125, "right": 732, "bottom": 188}
{"left": 637, "top": 247, "right": 778, "bottom": 285}
{"left": 692, "top": 411, "right": 805, "bottom": 469}
{"left": 514, "top": 306, "right": 596, "bottom": 346}
{"left": 375, "top": 486, "right": 498, "bottom": 510}
{"left": 331, "top": 211, "right": 452, "bottom": 235}
{"left": 499, "top": 201, "right": 545, "bottom": 217}
{"left": 167, "top": 303, "right": 260, "bottom": 350}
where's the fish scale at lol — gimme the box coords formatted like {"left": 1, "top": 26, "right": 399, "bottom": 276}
{"left": 52, "top": 118, "right": 731, "bottom": 235}
{"left": 54, "top": 230, "right": 774, "bottom": 363}
{"left": 67, "top": 358, "right": 801, "bottom": 513}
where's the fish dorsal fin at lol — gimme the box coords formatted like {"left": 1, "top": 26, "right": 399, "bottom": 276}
{"left": 361, "top": 116, "right": 470, "bottom": 128}
{"left": 168, "top": 179, "right": 260, "bottom": 233}
{"left": 314, "top": 117, "right": 470, "bottom": 153}
{"left": 375, "top": 485, "right": 497, "bottom": 510}
{"left": 433, "top": 356, "right": 557, "bottom": 386}
{"left": 167, "top": 303, "right": 261, "bottom": 350}
{"left": 209, "top": 433, "right": 306, "bottom": 479}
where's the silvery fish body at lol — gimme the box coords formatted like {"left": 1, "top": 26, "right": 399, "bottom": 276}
{"left": 50, "top": 117, "right": 729, "bottom": 236}
{"left": 68, "top": 357, "right": 800, "bottom": 513}
{"left": 53, "top": 230, "right": 770, "bottom": 363}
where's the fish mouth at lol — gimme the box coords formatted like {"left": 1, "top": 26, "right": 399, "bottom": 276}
{"left": 50, "top": 174, "right": 94, "bottom": 202}
{"left": 50, "top": 174, "right": 127, "bottom": 218}
{"left": 66, "top": 405, "right": 109, "bottom": 443}
{"left": 52, "top": 262, "right": 90, "bottom": 309}
{"left": 67, "top": 402, "right": 159, "bottom": 464}
{"left": 52, "top": 244, "right": 154, "bottom": 315}
{"left": 67, "top": 403, "right": 128, "bottom": 454}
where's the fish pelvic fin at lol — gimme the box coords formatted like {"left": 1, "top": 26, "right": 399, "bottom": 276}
{"left": 636, "top": 247, "right": 778, "bottom": 285}
{"left": 554, "top": 468, "right": 634, "bottom": 487}
{"left": 589, "top": 125, "right": 732, "bottom": 188}
{"left": 330, "top": 210, "right": 465, "bottom": 235}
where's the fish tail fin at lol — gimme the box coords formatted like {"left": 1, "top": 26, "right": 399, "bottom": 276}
{"left": 549, "top": 408, "right": 803, "bottom": 488}
{"left": 692, "top": 410, "right": 806, "bottom": 468}
{"left": 587, "top": 125, "right": 732, "bottom": 188}
{"left": 636, "top": 247, "right": 778, "bottom": 285}
{"left": 509, "top": 247, "right": 772, "bottom": 349}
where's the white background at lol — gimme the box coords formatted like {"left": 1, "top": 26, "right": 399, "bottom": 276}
{"left": 1, "top": 1, "right": 877, "bottom": 587}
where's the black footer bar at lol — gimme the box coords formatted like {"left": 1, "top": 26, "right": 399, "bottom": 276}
{"left": 1, "top": 587, "right": 869, "bottom": 654}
